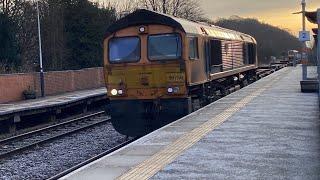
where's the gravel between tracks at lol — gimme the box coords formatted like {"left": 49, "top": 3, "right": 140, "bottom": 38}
{"left": 0, "top": 121, "right": 126, "bottom": 180}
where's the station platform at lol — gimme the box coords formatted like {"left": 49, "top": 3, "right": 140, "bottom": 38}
{"left": 0, "top": 88, "right": 107, "bottom": 132}
{"left": 62, "top": 67, "right": 320, "bottom": 180}
{"left": 0, "top": 88, "right": 106, "bottom": 116}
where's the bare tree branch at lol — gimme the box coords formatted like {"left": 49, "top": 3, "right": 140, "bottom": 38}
{"left": 139, "top": 0, "right": 204, "bottom": 21}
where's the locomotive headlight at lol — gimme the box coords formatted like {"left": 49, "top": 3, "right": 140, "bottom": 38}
{"left": 111, "top": 89, "right": 118, "bottom": 96}
{"left": 139, "top": 26, "right": 145, "bottom": 33}
{"left": 118, "top": 89, "right": 123, "bottom": 95}
{"left": 167, "top": 87, "right": 174, "bottom": 93}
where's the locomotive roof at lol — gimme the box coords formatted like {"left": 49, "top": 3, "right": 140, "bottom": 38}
{"left": 105, "top": 9, "right": 256, "bottom": 43}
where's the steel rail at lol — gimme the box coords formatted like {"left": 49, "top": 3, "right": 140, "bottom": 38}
{"left": 0, "top": 111, "right": 109, "bottom": 159}
{"left": 0, "top": 111, "right": 105, "bottom": 144}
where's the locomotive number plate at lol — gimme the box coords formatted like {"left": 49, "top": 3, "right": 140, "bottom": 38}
{"left": 166, "top": 73, "right": 185, "bottom": 82}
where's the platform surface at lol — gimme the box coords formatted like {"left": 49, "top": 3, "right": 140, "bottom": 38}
{"left": 0, "top": 88, "right": 106, "bottom": 116}
{"left": 62, "top": 67, "right": 320, "bottom": 180}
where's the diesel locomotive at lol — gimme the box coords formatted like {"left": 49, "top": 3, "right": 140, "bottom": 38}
{"left": 103, "top": 9, "right": 258, "bottom": 136}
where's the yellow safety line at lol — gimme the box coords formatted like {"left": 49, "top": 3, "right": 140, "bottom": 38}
{"left": 117, "top": 69, "right": 289, "bottom": 180}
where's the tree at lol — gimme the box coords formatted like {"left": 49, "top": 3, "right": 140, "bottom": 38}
{"left": 104, "top": 0, "right": 204, "bottom": 21}
{"left": 0, "top": 0, "right": 24, "bottom": 18}
{"left": 41, "top": 0, "right": 66, "bottom": 70}
{"left": 17, "top": 1, "right": 38, "bottom": 72}
{"left": 55, "top": 0, "right": 116, "bottom": 70}
{"left": 0, "top": 0, "right": 24, "bottom": 73}
{"left": 215, "top": 17, "right": 302, "bottom": 65}
{"left": 104, "top": 0, "right": 139, "bottom": 18}
{"left": 140, "top": 0, "right": 204, "bottom": 21}
{"left": 0, "top": 0, "right": 118, "bottom": 73}
{"left": 0, "top": 12, "right": 19, "bottom": 71}
{"left": 0, "top": 0, "right": 39, "bottom": 73}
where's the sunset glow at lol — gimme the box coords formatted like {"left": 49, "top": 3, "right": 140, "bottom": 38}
{"left": 99, "top": 0, "right": 319, "bottom": 35}
{"left": 201, "top": 0, "right": 320, "bottom": 35}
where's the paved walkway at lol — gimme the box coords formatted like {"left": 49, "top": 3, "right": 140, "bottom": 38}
{"left": 153, "top": 67, "right": 320, "bottom": 180}
{"left": 62, "top": 67, "right": 319, "bottom": 180}
{"left": 0, "top": 88, "right": 106, "bottom": 116}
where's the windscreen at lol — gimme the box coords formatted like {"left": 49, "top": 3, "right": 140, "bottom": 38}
{"left": 109, "top": 37, "right": 140, "bottom": 63}
{"left": 148, "top": 34, "right": 182, "bottom": 60}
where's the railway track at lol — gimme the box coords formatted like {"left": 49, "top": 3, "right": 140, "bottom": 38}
{"left": 47, "top": 137, "right": 138, "bottom": 180}
{"left": 0, "top": 111, "right": 109, "bottom": 159}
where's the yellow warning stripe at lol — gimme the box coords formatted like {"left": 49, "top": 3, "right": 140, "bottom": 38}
{"left": 117, "top": 69, "right": 289, "bottom": 180}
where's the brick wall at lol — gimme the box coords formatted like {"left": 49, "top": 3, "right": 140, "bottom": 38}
{"left": 0, "top": 73, "right": 36, "bottom": 103}
{"left": 0, "top": 67, "right": 105, "bottom": 104}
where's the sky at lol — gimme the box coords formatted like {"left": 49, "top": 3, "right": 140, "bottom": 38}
{"left": 100, "top": 0, "right": 320, "bottom": 36}
{"left": 200, "top": 0, "right": 320, "bottom": 36}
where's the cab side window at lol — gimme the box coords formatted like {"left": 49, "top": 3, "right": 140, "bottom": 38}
{"left": 189, "top": 37, "right": 199, "bottom": 60}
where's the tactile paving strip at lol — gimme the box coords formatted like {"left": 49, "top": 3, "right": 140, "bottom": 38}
{"left": 117, "top": 69, "right": 290, "bottom": 180}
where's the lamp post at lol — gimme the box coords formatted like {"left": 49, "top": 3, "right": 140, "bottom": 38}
{"left": 36, "top": 0, "right": 45, "bottom": 97}
{"left": 301, "top": 0, "right": 308, "bottom": 81}
{"left": 302, "top": 0, "right": 306, "bottom": 31}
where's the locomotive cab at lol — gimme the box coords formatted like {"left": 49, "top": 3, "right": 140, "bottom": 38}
{"left": 104, "top": 23, "right": 190, "bottom": 136}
